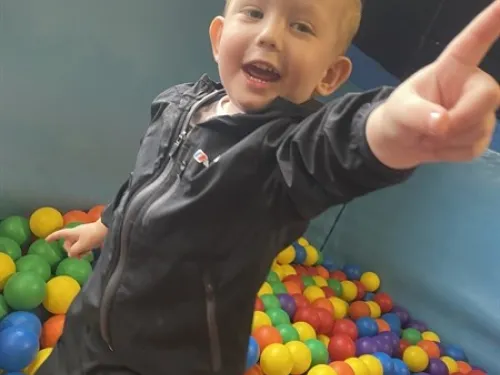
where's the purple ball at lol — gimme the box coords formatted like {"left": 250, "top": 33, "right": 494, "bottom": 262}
{"left": 414, "top": 373, "right": 430, "bottom": 375}
{"left": 379, "top": 331, "right": 400, "bottom": 353}
{"left": 427, "top": 358, "right": 449, "bottom": 375}
{"left": 356, "top": 337, "right": 377, "bottom": 356}
{"left": 406, "top": 319, "right": 428, "bottom": 332}
{"left": 392, "top": 305, "right": 411, "bottom": 326}
{"left": 373, "top": 335, "right": 393, "bottom": 356}
{"left": 277, "top": 294, "right": 296, "bottom": 318}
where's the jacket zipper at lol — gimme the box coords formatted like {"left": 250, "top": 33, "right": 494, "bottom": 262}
{"left": 203, "top": 271, "right": 222, "bottom": 373}
{"left": 99, "top": 91, "right": 222, "bottom": 350}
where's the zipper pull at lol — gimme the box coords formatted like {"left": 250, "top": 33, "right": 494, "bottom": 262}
{"left": 169, "top": 130, "right": 187, "bottom": 158}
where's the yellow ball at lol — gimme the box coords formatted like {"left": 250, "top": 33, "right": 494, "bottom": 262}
{"left": 340, "top": 281, "right": 357, "bottom": 302}
{"left": 345, "top": 357, "right": 370, "bottom": 375}
{"left": 0, "top": 252, "right": 16, "bottom": 290}
{"left": 292, "top": 321, "right": 316, "bottom": 341}
{"left": 329, "top": 297, "right": 347, "bottom": 319}
{"left": 281, "top": 264, "right": 297, "bottom": 277}
{"left": 29, "top": 207, "right": 64, "bottom": 238}
{"left": 303, "top": 286, "right": 325, "bottom": 303}
{"left": 252, "top": 311, "right": 272, "bottom": 331}
{"left": 258, "top": 282, "right": 274, "bottom": 297}
{"left": 308, "top": 364, "right": 338, "bottom": 375}
{"left": 304, "top": 245, "right": 319, "bottom": 266}
{"left": 25, "top": 347, "right": 53, "bottom": 375}
{"left": 311, "top": 276, "right": 328, "bottom": 287}
{"left": 272, "top": 265, "right": 285, "bottom": 281}
{"left": 402, "top": 346, "right": 429, "bottom": 373}
{"left": 43, "top": 275, "right": 81, "bottom": 314}
{"left": 317, "top": 334, "right": 330, "bottom": 348}
{"left": 260, "top": 343, "right": 294, "bottom": 375}
{"left": 366, "top": 301, "right": 382, "bottom": 318}
{"left": 285, "top": 341, "right": 312, "bottom": 375}
{"left": 360, "top": 271, "right": 381, "bottom": 292}
{"left": 277, "top": 246, "right": 296, "bottom": 265}
{"left": 422, "top": 331, "right": 441, "bottom": 342}
{"left": 298, "top": 237, "right": 309, "bottom": 246}
{"left": 441, "top": 356, "right": 458, "bottom": 373}
{"left": 359, "top": 355, "right": 383, "bottom": 375}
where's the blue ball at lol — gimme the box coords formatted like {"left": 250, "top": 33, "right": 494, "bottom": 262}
{"left": 392, "top": 358, "right": 410, "bottom": 375}
{"left": 245, "top": 336, "right": 260, "bottom": 370}
{"left": 292, "top": 243, "right": 306, "bottom": 264}
{"left": 0, "top": 327, "right": 39, "bottom": 372}
{"left": 364, "top": 292, "right": 375, "bottom": 301}
{"left": 321, "top": 257, "right": 338, "bottom": 272}
{"left": 0, "top": 311, "right": 42, "bottom": 337}
{"left": 342, "top": 264, "right": 361, "bottom": 280}
{"left": 356, "top": 317, "right": 378, "bottom": 337}
{"left": 443, "top": 343, "right": 468, "bottom": 362}
{"left": 382, "top": 313, "right": 402, "bottom": 335}
{"left": 373, "top": 352, "right": 394, "bottom": 374}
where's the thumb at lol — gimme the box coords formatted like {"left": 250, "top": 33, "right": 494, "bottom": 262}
{"left": 46, "top": 228, "right": 74, "bottom": 243}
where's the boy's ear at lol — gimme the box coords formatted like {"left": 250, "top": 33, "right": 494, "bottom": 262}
{"left": 315, "top": 56, "right": 353, "bottom": 97}
{"left": 209, "top": 16, "right": 225, "bottom": 64}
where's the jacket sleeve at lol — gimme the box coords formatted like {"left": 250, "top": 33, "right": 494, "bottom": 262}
{"left": 271, "top": 86, "right": 415, "bottom": 220}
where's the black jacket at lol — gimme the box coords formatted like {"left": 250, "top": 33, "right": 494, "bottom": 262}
{"left": 38, "top": 75, "right": 413, "bottom": 375}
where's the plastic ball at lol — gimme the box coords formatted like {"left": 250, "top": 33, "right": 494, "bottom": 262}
{"left": 359, "top": 272, "right": 380, "bottom": 292}
{"left": 356, "top": 337, "right": 377, "bottom": 356}
{"left": 0, "top": 216, "right": 31, "bottom": 246}
{"left": 87, "top": 204, "right": 105, "bottom": 222}
{"left": 261, "top": 295, "right": 281, "bottom": 310}
{"left": 29, "top": 207, "right": 64, "bottom": 239}
{"left": 363, "top": 292, "right": 375, "bottom": 301}
{"left": 292, "top": 294, "right": 309, "bottom": 310}
{"left": 302, "top": 276, "right": 316, "bottom": 288}
{"left": 317, "top": 334, "right": 330, "bottom": 348}
{"left": 0, "top": 311, "right": 42, "bottom": 336}
{"left": 43, "top": 275, "right": 81, "bottom": 314}
{"left": 0, "top": 237, "right": 22, "bottom": 261}
{"left": 15, "top": 255, "right": 51, "bottom": 282}
{"left": 267, "top": 308, "right": 291, "bottom": 326}
{"left": 417, "top": 340, "right": 441, "bottom": 358}
{"left": 24, "top": 347, "right": 53, "bottom": 375}
{"left": 356, "top": 317, "right": 378, "bottom": 337}
{"left": 426, "top": 358, "right": 449, "bottom": 375}
{"left": 365, "top": 301, "right": 381, "bottom": 319}
{"left": 28, "top": 239, "right": 65, "bottom": 270}
{"left": 281, "top": 265, "right": 297, "bottom": 277}
{"left": 329, "top": 361, "right": 355, "bottom": 375}
{"left": 258, "top": 283, "right": 274, "bottom": 297}
{"left": 330, "top": 271, "right": 347, "bottom": 281}
{"left": 292, "top": 321, "right": 317, "bottom": 341}
{"left": 260, "top": 343, "right": 293, "bottom": 375}
{"left": 321, "top": 257, "right": 337, "bottom": 272}
{"left": 326, "top": 279, "right": 342, "bottom": 297}
{"left": 246, "top": 336, "right": 260, "bottom": 369}
{"left": 0, "top": 327, "right": 39, "bottom": 372}
{"left": 315, "top": 266, "right": 330, "bottom": 280}
{"left": 359, "top": 354, "right": 383, "bottom": 375}
{"left": 40, "top": 314, "right": 65, "bottom": 348}
{"left": 311, "top": 298, "right": 334, "bottom": 316}
{"left": 456, "top": 360, "right": 472, "bottom": 373}
{"left": 4, "top": 272, "right": 46, "bottom": 310}
{"left": 312, "top": 276, "right": 328, "bottom": 288}
{"left": 406, "top": 319, "right": 428, "bottom": 332}
{"left": 421, "top": 331, "right": 441, "bottom": 342}
{"left": 294, "top": 307, "right": 321, "bottom": 332}
{"left": 353, "top": 281, "right": 366, "bottom": 300}
{"left": 392, "top": 358, "right": 411, "bottom": 375}
{"left": 372, "top": 335, "right": 393, "bottom": 356}
{"left": 332, "top": 319, "right": 358, "bottom": 341}
{"left": 304, "top": 286, "right": 326, "bottom": 303}
{"left": 342, "top": 264, "right": 361, "bottom": 281}
{"left": 255, "top": 298, "right": 265, "bottom": 311}
{"left": 286, "top": 341, "right": 312, "bottom": 375}
{"left": 245, "top": 365, "right": 264, "bottom": 375}
{"left": 328, "top": 334, "right": 356, "bottom": 361}
{"left": 403, "top": 345, "right": 429, "bottom": 372}
{"left": 340, "top": 281, "right": 357, "bottom": 302}
{"left": 375, "top": 319, "right": 391, "bottom": 333}
{"left": 314, "top": 307, "right": 334, "bottom": 336}
{"left": 329, "top": 297, "right": 347, "bottom": 319}
{"left": 373, "top": 293, "right": 393, "bottom": 313}
{"left": 348, "top": 301, "right": 371, "bottom": 320}
{"left": 304, "top": 339, "right": 329, "bottom": 366}
{"left": 62, "top": 210, "right": 89, "bottom": 226}
{"left": 344, "top": 357, "right": 370, "bottom": 375}
{"left": 293, "top": 244, "right": 307, "bottom": 264}
{"left": 402, "top": 328, "right": 422, "bottom": 345}
{"left": 277, "top": 294, "right": 296, "bottom": 318}
{"left": 270, "top": 282, "right": 288, "bottom": 297}
{"left": 277, "top": 246, "right": 296, "bottom": 265}
{"left": 0, "top": 295, "right": 9, "bottom": 320}
{"left": 373, "top": 352, "right": 394, "bottom": 374}
{"left": 252, "top": 311, "right": 272, "bottom": 331}
{"left": 308, "top": 364, "right": 338, "bottom": 375}
{"left": 0, "top": 252, "right": 16, "bottom": 290}
{"left": 253, "top": 325, "right": 283, "bottom": 351}
{"left": 304, "top": 246, "right": 319, "bottom": 266}
{"left": 440, "top": 356, "right": 458, "bottom": 373}
{"left": 276, "top": 324, "right": 300, "bottom": 343}
{"left": 381, "top": 313, "right": 402, "bottom": 334}
{"left": 267, "top": 271, "right": 280, "bottom": 283}
{"left": 443, "top": 344, "right": 467, "bottom": 361}
{"left": 391, "top": 305, "right": 411, "bottom": 326}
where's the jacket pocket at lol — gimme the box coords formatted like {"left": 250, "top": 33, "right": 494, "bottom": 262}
{"left": 203, "top": 270, "right": 222, "bottom": 373}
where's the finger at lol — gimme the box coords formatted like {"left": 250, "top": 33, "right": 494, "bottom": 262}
{"left": 430, "top": 136, "right": 491, "bottom": 162}
{"left": 438, "top": 0, "right": 500, "bottom": 68}
{"left": 46, "top": 229, "right": 73, "bottom": 242}
{"left": 68, "top": 241, "right": 89, "bottom": 258}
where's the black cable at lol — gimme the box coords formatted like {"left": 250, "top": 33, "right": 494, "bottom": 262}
{"left": 319, "top": 204, "right": 347, "bottom": 252}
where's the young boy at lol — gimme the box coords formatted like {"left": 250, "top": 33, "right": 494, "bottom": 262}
{"left": 40, "top": 0, "right": 499, "bottom": 374}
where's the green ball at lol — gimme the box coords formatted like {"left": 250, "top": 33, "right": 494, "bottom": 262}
{"left": 304, "top": 339, "right": 329, "bottom": 366}
{"left": 28, "top": 239, "right": 65, "bottom": 269}
{"left": 16, "top": 254, "right": 52, "bottom": 282}
{"left": 0, "top": 294, "right": 9, "bottom": 319}
{"left": 402, "top": 328, "right": 422, "bottom": 345}
{"left": 266, "top": 308, "right": 290, "bottom": 326}
{"left": 316, "top": 252, "right": 324, "bottom": 265}
{"left": 269, "top": 282, "right": 287, "bottom": 295}
{"left": 327, "top": 279, "right": 343, "bottom": 297}
{"left": 4, "top": 272, "right": 46, "bottom": 310}
{"left": 276, "top": 324, "right": 299, "bottom": 343}
{"left": 0, "top": 237, "right": 22, "bottom": 260}
{"left": 56, "top": 257, "right": 92, "bottom": 286}
{"left": 302, "top": 276, "right": 315, "bottom": 287}
{"left": 267, "top": 271, "right": 280, "bottom": 283}
{"left": 260, "top": 294, "right": 280, "bottom": 310}
{"left": 0, "top": 216, "right": 31, "bottom": 246}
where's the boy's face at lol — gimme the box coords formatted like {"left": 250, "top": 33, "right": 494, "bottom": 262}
{"left": 209, "top": 0, "right": 353, "bottom": 112}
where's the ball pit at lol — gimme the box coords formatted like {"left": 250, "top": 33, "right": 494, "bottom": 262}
{"left": 244, "top": 237, "right": 488, "bottom": 375}
{"left": 0, "top": 205, "right": 101, "bottom": 373}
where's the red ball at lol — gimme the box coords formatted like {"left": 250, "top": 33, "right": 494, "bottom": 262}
{"left": 293, "top": 307, "right": 321, "bottom": 331}
{"left": 398, "top": 339, "right": 411, "bottom": 358}
{"left": 374, "top": 292, "right": 393, "bottom": 313}
{"left": 306, "top": 266, "right": 318, "bottom": 276}
{"left": 283, "top": 275, "right": 305, "bottom": 290}
{"left": 254, "top": 298, "right": 264, "bottom": 311}
{"left": 314, "top": 307, "right": 335, "bottom": 335}
{"left": 353, "top": 281, "right": 366, "bottom": 300}
{"left": 468, "top": 371, "right": 486, "bottom": 375}
{"left": 332, "top": 319, "right": 358, "bottom": 341}
{"left": 330, "top": 270, "right": 347, "bottom": 281}
{"left": 294, "top": 265, "right": 308, "bottom": 276}
{"left": 328, "top": 334, "right": 356, "bottom": 361}
{"left": 348, "top": 301, "right": 371, "bottom": 320}
{"left": 292, "top": 294, "right": 310, "bottom": 309}
{"left": 321, "top": 286, "right": 336, "bottom": 298}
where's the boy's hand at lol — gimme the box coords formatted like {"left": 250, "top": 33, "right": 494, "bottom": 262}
{"left": 367, "top": 0, "right": 500, "bottom": 170}
{"left": 46, "top": 220, "right": 108, "bottom": 258}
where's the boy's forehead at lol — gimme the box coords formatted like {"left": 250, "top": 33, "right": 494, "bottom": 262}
{"left": 227, "top": 0, "right": 353, "bottom": 15}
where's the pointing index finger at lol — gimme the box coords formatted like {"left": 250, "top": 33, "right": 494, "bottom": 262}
{"left": 438, "top": 0, "right": 500, "bottom": 67}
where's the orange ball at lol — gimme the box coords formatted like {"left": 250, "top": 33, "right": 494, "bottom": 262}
{"left": 456, "top": 361, "right": 472, "bottom": 373}
{"left": 315, "top": 266, "right": 330, "bottom": 279}
{"left": 284, "top": 281, "right": 302, "bottom": 295}
{"left": 87, "top": 204, "right": 106, "bottom": 222}
{"left": 348, "top": 301, "right": 371, "bottom": 320}
{"left": 252, "top": 326, "right": 282, "bottom": 351}
{"left": 329, "top": 361, "right": 355, "bottom": 375}
{"left": 40, "top": 314, "right": 65, "bottom": 348}
{"left": 245, "top": 365, "right": 264, "bottom": 375}
{"left": 375, "top": 319, "right": 391, "bottom": 333}
{"left": 63, "top": 210, "right": 89, "bottom": 225}
{"left": 312, "top": 298, "right": 335, "bottom": 315}
{"left": 417, "top": 340, "right": 441, "bottom": 359}
{"left": 330, "top": 271, "right": 347, "bottom": 281}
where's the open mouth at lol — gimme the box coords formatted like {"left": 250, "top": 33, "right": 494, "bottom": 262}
{"left": 242, "top": 61, "right": 281, "bottom": 83}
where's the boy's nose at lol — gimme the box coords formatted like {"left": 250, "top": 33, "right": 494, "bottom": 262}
{"left": 256, "top": 22, "right": 284, "bottom": 52}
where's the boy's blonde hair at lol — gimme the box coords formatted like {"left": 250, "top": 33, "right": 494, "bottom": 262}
{"left": 223, "top": 0, "right": 362, "bottom": 53}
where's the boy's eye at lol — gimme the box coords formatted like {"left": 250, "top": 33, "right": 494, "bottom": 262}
{"left": 292, "top": 22, "right": 314, "bottom": 34}
{"left": 243, "top": 8, "right": 264, "bottom": 19}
